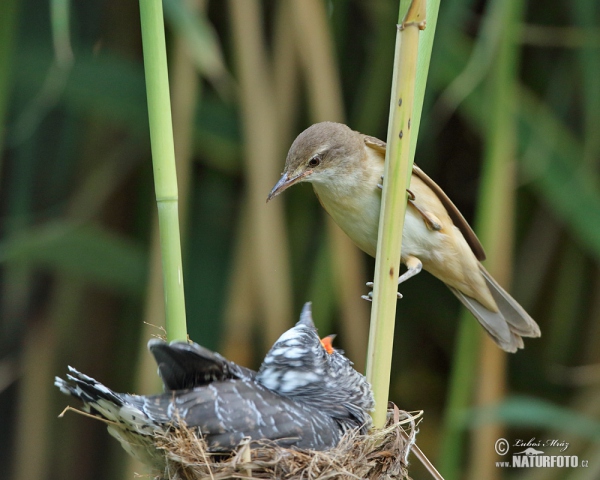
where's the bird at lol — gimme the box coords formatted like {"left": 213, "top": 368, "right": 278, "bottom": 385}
{"left": 267, "top": 122, "right": 541, "bottom": 353}
{"left": 55, "top": 303, "right": 374, "bottom": 469}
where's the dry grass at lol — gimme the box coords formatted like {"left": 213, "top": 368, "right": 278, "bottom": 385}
{"left": 151, "top": 406, "right": 422, "bottom": 480}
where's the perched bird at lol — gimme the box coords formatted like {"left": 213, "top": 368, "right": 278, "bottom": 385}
{"left": 55, "top": 303, "right": 374, "bottom": 469}
{"left": 267, "top": 122, "right": 541, "bottom": 352}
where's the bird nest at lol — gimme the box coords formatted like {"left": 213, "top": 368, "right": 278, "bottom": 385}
{"left": 150, "top": 405, "right": 423, "bottom": 480}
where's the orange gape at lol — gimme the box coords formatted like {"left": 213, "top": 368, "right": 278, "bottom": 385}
{"left": 320, "top": 335, "right": 335, "bottom": 355}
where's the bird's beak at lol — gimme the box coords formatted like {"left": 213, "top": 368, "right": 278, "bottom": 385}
{"left": 266, "top": 170, "right": 312, "bottom": 202}
{"left": 320, "top": 334, "right": 337, "bottom": 354}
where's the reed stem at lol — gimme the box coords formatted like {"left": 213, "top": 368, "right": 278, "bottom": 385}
{"left": 366, "top": 0, "right": 427, "bottom": 428}
{"left": 139, "top": 0, "right": 187, "bottom": 341}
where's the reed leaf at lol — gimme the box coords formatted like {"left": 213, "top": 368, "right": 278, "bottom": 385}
{"left": 0, "top": 222, "right": 146, "bottom": 295}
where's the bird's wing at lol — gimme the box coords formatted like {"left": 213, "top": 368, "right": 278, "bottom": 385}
{"left": 411, "top": 165, "right": 486, "bottom": 261}
{"left": 148, "top": 339, "right": 256, "bottom": 391}
{"left": 56, "top": 368, "right": 344, "bottom": 453}
{"left": 478, "top": 264, "right": 541, "bottom": 338}
{"left": 447, "top": 286, "right": 521, "bottom": 352}
{"left": 362, "top": 135, "right": 486, "bottom": 261}
{"left": 166, "top": 380, "right": 343, "bottom": 451}
{"left": 363, "top": 135, "right": 387, "bottom": 154}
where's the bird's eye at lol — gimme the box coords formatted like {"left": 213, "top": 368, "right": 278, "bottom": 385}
{"left": 308, "top": 155, "right": 321, "bottom": 168}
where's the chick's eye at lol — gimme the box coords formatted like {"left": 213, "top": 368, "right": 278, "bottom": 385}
{"left": 308, "top": 156, "right": 321, "bottom": 168}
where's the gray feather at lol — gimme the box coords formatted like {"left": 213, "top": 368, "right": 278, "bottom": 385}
{"left": 148, "top": 339, "right": 256, "bottom": 391}
{"left": 55, "top": 369, "right": 345, "bottom": 457}
{"left": 55, "top": 302, "right": 375, "bottom": 465}
{"left": 478, "top": 265, "right": 541, "bottom": 338}
{"left": 447, "top": 265, "right": 540, "bottom": 353}
{"left": 448, "top": 286, "right": 522, "bottom": 352}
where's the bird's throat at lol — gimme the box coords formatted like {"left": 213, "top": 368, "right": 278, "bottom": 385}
{"left": 312, "top": 172, "right": 382, "bottom": 258}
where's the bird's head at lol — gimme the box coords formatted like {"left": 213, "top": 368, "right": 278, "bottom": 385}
{"left": 267, "top": 122, "right": 364, "bottom": 201}
{"left": 257, "top": 302, "right": 374, "bottom": 430}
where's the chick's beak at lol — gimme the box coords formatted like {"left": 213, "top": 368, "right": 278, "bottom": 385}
{"left": 266, "top": 170, "right": 312, "bottom": 202}
{"left": 320, "top": 334, "right": 336, "bottom": 354}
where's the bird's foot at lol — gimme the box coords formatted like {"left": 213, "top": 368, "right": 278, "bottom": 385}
{"left": 362, "top": 282, "right": 403, "bottom": 302}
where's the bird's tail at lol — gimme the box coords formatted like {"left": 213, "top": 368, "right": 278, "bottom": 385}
{"left": 56, "top": 367, "right": 168, "bottom": 467}
{"left": 55, "top": 367, "right": 156, "bottom": 432}
{"left": 55, "top": 367, "right": 124, "bottom": 416}
{"left": 449, "top": 264, "right": 541, "bottom": 353}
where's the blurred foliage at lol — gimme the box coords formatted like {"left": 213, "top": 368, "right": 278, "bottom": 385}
{"left": 1, "top": 0, "right": 599, "bottom": 479}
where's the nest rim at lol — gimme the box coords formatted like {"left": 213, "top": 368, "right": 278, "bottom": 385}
{"left": 152, "top": 405, "right": 423, "bottom": 480}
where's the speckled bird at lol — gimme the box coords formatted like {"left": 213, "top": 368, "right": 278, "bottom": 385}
{"left": 55, "top": 303, "right": 374, "bottom": 469}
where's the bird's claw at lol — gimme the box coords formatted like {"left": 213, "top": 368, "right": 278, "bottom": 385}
{"left": 362, "top": 282, "right": 403, "bottom": 301}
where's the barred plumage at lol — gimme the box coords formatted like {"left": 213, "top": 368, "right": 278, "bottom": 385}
{"left": 55, "top": 303, "right": 374, "bottom": 468}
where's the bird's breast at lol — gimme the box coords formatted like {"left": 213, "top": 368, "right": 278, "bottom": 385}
{"left": 313, "top": 181, "right": 381, "bottom": 257}
{"left": 312, "top": 175, "right": 446, "bottom": 262}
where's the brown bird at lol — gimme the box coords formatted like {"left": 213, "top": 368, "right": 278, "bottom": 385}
{"left": 267, "top": 122, "right": 541, "bottom": 352}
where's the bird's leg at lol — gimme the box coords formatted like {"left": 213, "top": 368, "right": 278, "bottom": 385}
{"left": 363, "top": 256, "right": 422, "bottom": 300}
{"left": 398, "top": 255, "right": 422, "bottom": 285}
{"left": 364, "top": 180, "right": 423, "bottom": 300}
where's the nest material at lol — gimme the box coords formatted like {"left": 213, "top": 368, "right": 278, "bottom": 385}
{"left": 152, "top": 406, "right": 421, "bottom": 480}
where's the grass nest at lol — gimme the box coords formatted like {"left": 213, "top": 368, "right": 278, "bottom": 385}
{"left": 151, "top": 405, "right": 424, "bottom": 480}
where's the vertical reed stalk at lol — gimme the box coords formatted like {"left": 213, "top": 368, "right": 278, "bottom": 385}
{"left": 229, "top": 0, "right": 293, "bottom": 346}
{"left": 440, "top": 0, "right": 524, "bottom": 477}
{"left": 221, "top": 1, "right": 298, "bottom": 365}
{"left": 139, "top": 0, "right": 187, "bottom": 341}
{"left": 221, "top": 204, "right": 256, "bottom": 366}
{"left": 290, "top": 0, "right": 370, "bottom": 371}
{"left": 366, "top": 0, "right": 427, "bottom": 428}
{"left": 0, "top": 0, "right": 19, "bottom": 167}
{"left": 466, "top": 8, "right": 519, "bottom": 471}
{"left": 122, "top": 5, "right": 202, "bottom": 475}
